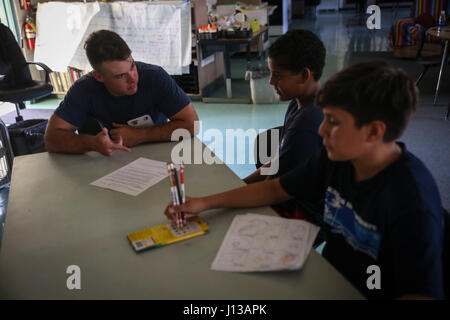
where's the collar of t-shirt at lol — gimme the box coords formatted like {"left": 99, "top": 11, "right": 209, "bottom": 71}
{"left": 285, "top": 98, "right": 315, "bottom": 125}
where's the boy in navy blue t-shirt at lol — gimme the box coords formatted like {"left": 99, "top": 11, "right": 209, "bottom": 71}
{"left": 244, "top": 30, "right": 325, "bottom": 226}
{"left": 165, "top": 62, "right": 445, "bottom": 299}
{"left": 244, "top": 29, "right": 325, "bottom": 183}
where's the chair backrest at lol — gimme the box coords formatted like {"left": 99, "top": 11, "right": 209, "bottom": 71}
{"left": 411, "top": 0, "right": 450, "bottom": 23}
{"left": 0, "top": 22, "right": 33, "bottom": 90}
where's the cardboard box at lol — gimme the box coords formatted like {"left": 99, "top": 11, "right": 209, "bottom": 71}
{"left": 216, "top": 5, "right": 236, "bottom": 17}
{"left": 243, "top": 7, "right": 268, "bottom": 26}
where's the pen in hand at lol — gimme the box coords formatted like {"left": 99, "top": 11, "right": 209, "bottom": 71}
{"left": 167, "top": 162, "right": 181, "bottom": 229}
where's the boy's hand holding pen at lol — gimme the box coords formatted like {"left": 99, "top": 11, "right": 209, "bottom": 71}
{"left": 164, "top": 196, "right": 208, "bottom": 222}
{"left": 167, "top": 161, "right": 190, "bottom": 229}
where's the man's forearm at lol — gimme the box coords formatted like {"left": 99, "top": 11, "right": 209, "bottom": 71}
{"left": 45, "top": 129, "right": 96, "bottom": 154}
{"left": 203, "top": 179, "right": 291, "bottom": 211}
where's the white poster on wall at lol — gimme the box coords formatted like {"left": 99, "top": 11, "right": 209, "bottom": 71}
{"left": 34, "top": 2, "right": 100, "bottom": 72}
{"left": 34, "top": 1, "right": 191, "bottom": 75}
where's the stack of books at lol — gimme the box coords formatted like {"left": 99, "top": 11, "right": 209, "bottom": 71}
{"left": 49, "top": 67, "right": 89, "bottom": 94}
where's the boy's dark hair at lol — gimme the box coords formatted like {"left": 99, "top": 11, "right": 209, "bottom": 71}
{"left": 268, "top": 29, "right": 326, "bottom": 81}
{"left": 316, "top": 61, "right": 418, "bottom": 142}
{"left": 84, "top": 30, "right": 131, "bottom": 71}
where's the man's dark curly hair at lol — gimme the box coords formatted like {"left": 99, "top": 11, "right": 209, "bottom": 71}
{"left": 316, "top": 61, "right": 418, "bottom": 142}
{"left": 84, "top": 30, "right": 131, "bottom": 71}
{"left": 268, "top": 29, "right": 326, "bottom": 81}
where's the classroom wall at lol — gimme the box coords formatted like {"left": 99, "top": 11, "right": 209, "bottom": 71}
{"left": 12, "top": 0, "right": 224, "bottom": 97}
{"left": 8, "top": 1, "right": 150, "bottom": 81}
{"left": 14, "top": 0, "right": 188, "bottom": 80}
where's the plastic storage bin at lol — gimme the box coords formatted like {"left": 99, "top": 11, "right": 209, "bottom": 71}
{"left": 245, "top": 67, "right": 279, "bottom": 104}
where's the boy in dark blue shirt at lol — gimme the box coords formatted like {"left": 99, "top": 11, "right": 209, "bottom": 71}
{"left": 244, "top": 29, "right": 325, "bottom": 183}
{"left": 165, "top": 62, "right": 445, "bottom": 299}
{"left": 244, "top": 30, "right": 325, "bottom": 225}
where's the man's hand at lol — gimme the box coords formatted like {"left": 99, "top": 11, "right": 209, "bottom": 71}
{"left": 95, "top": 128, "right": 131, "bottom": 156}
{"left": 164, "top": 196, "right": 209, "bottom": 223}
{"left": 110, "top": 122, "right": 142, "bottom": 147}
{"left": 108, "top": 104, "right": 198, "bottom": 147}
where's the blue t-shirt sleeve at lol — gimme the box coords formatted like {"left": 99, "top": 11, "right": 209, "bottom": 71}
{"left": 390, "top": 206, "right": 445, "bottom": 299}
{"left": 54, "top": 79, "right": 90, "bottom": 128}
{"left": 150, "top": 67, "right": 191, "bottom": 119}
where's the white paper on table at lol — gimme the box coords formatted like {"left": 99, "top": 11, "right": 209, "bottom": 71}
{"left": 90, "top": 157, "right": 168, "bottom": 196}
{"left": 211, "top": 213, "right": 320, "bottom": 272}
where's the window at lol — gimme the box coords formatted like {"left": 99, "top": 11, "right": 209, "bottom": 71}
{"left": 0, "top": 0, "right": 19, "bottom": 42}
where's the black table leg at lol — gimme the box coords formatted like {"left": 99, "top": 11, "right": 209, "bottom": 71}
{"left": 223, "top": 45, "right": 232, "bottom": 98}
{"left": 446, "top": 102, "right": 450, "bottom": 120}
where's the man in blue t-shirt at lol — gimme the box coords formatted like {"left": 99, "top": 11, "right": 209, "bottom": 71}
{"left": 163, "top": 62, "right": 446, "bottom": 299}
{"left": 44, "top": 30, "right": 198, "bottom": 156}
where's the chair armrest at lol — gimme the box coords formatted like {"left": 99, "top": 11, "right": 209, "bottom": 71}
{"left": 25, "top": 62, "right": 53, "bottom": 83}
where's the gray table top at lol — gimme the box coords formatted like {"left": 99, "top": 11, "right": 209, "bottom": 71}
{"left": 0, "top": 139, "right": 363, "bottom": 299}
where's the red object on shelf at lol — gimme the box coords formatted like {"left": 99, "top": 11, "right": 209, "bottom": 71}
{"left": 20, "top": 0, "right": 32, "bottom": 10}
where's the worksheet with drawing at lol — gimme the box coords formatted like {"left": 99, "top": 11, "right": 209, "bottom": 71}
{"left": 212, "top": 213, "right": 320, "bottom": 272}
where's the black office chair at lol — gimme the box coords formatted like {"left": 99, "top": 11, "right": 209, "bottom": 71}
{"left": 254, "top": 126, "right": 282, "bottom": 169}
{"left": 0, "top": 22, "right": 53, "bottom": 123}
{"left": 0, "top": 22, "right": 53, "bottom": 187}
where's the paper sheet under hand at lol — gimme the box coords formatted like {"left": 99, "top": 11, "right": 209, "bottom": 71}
{"left": 211, "top": 213, "right": 320, "bottom": 272}
{"left": 90, "top": 157, "right": 168, "bottom": 196}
